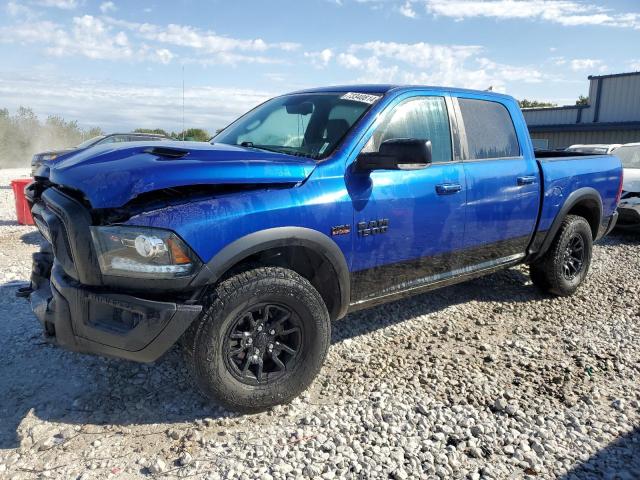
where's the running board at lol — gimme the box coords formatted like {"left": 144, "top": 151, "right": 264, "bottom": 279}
{"left": 348, "top": 253, "right": 525, "bottom": 312}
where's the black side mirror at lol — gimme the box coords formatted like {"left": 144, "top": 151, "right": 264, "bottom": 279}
{"left": 356, "top": 138, "right": 433, "bottom": 171}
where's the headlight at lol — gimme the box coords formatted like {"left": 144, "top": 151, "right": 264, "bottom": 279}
{"left": 41, "top": 153, "right": 58, "bottom": 161}
{"left": 90, "top": 226, "right": 199, "bottom": 279}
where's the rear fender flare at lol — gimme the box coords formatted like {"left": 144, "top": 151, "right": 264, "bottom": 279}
{"left": 532, "top": 187, "right": 603, "bottom": 260}
{"left": 189, "top": 227, "right": 351, "bottom": 320}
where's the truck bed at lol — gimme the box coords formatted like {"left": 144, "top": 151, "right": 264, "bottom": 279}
{"left": 535, "top": 153, "right": 622, "bottom": 235}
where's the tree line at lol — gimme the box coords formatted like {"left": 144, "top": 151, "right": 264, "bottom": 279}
{"left": 0, "top": 107, "right": 212, "bottom": 168}
{"left": 518, "top": 95, "right": 589, "bottom": 109}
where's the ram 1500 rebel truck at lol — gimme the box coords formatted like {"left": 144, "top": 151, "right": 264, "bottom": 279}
{"left": 23, "top": 85, "right": 622, "bottom": 412}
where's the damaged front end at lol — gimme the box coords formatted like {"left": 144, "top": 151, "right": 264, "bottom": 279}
{"left": 19, "top": 141, "right": 316, "bottom": 361}
{"left": 20, "top": 181, "right": 203, "bottom": 362}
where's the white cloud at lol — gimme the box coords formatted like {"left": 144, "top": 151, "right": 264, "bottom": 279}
{"left": 304, "top": 48, "right": 334, "bottom": 68}
{"left": 334, "top": 41, "right": 544, "bottom": 91}
{"left": 399, "top": 1, "right": 417, "bottom": 18}
{"left": 0, "top": 20, "right": 61, "bottom": 44}
{"left": 41, "top": 15, "right": 134, "bottom": 60}
{"left": 101, "top": 17, "right": 300, "bottom": 65}
{"left": 154, "top": 48, "right": 173, "bottom": 65}
{"left": 114, "top": 20, "right": 300, "bottom": 54}
{"left": 99, "top": 1, "right": 116, "bottom": 13}
{"left": 423, "top": 0, "right": 640, "bottom": 29}
{"left": 630, "top": 60, "right": 640, "bottom": 71}
{"left": 37, "top": 0, "right": 81, "bottom": 9}
{"left": 0, "top": 16, "right": 175, "bottom": 64}
{"left": 0, "top": 14, "right": 300, "bottom": 66}
{"left": 569, "top": 58, "right": 606, "bottom": 72}
{"left": 6, "top": 1, "right": 38, "bottom": 18}
{"left": 0, "top": 73, "right": 272, "bottom": 131}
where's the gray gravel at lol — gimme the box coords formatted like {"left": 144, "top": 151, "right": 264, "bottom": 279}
{"left": 0, "top": 169, "right": 639, "bottom": 479}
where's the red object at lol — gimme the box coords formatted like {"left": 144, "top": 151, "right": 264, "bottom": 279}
{"left": 11, "top": 178, "right": 35, "bottom": 225}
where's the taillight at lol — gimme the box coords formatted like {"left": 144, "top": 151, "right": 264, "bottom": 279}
{"left": 615, "top": 169, "right": 624, "bottom": 205}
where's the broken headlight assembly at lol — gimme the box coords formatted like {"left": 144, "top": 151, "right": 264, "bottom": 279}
{"left": 90, "top": 226, "right": 200, "bottom": 279}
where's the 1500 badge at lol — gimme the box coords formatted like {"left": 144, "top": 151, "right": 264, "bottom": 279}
{"left": 357, "top": 219, "right": 389, "bottom": 236}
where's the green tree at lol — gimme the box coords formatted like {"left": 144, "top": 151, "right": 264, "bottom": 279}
{"left": 518, "top": 99, "right": 557, "bottom": 109}
{"left": 575, "top": 95, "right": 589, "bottom": 106}
{"left": 134, "top": 128, "right": 171, "bottom": 137}
{"left": 177, "top": 128, "right": 210, "bottom": 142}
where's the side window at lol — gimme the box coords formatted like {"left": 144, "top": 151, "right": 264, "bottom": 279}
{"left": 363, "top": 96, "right": 452, "bottom": 163}
{"left": 457, "top": 98, "right": 520, "bottom": 160}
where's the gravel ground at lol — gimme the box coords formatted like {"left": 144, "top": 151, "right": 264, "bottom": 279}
{"left": 0, "top": 168, "right": 638, "bottom": 480}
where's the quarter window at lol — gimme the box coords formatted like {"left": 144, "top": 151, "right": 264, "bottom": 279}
{"left": 363, "top": 96, "right": 453, "bottom": 163}
{"left": 457, "top": 98, "right": 520, "bottom": 160}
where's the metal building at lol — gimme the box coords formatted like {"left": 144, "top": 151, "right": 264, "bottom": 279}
{"left": 523, "top": 71, "right": 640, "bottom": 150}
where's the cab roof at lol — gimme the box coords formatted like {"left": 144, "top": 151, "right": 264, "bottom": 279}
{"left": 290, "top": 84, "right": 515, "bottom": 101}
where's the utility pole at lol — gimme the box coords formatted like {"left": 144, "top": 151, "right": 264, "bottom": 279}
{"left": 182, "top": 65, "right": 185, "bottom": 141}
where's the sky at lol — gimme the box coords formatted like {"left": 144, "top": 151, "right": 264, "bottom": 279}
{"left": 0, "top": 0, "right": 639, "bottom": 132}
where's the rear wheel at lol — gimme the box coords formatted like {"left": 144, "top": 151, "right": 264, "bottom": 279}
{"left": 183, "top": 267, "right": 330, "bottom": 412}
{"left": 529, "top": 215, "right": 593, "bottom": 296}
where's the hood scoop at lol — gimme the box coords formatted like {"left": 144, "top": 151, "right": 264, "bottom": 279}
{"left": 143, "top": 146, "right": 190, "bottom": 159}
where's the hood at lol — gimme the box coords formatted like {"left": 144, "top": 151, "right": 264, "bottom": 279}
{"left": 49, "top": 141, "right": 317, "bottom": 209}
{"left": 623, "top": 168, "right": 640, "bottom": 193}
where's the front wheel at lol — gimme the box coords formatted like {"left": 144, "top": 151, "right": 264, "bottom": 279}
{"left": 529, "top": 214, "right": 593, "bottom": 296}
{"left": 183, "top": 267, "right": 330, "bottom": 412}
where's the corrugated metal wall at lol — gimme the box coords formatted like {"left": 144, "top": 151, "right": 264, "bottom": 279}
{"left": 522, "top": 72, "right": 640, "bottom": 126}
{"left": 524, "top": 107, "right": 580, "bottom": 126}
{"left": 598, "top": 75, "right": 640, "bottom": 122}
{"left": 579, "top": 79, "right": 599, "bottom": 123}
{"left": 530, "top": 129, "right": 640, "bottom": 150}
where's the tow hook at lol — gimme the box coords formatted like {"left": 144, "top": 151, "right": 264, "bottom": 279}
{"left": 16, "top": 285, "right": 33, "bottom": 298}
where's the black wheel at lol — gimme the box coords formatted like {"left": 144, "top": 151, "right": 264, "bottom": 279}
{"left": 183, "top": 267, "right": 330, "bottom": 412}
{"left": 529, "top": 215, "right": 593, "bottom": 296}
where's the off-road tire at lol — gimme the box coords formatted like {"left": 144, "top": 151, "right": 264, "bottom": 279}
{"left": 529, "top": 215, "right": 593, "bottom": 296}
{"left": 183, "top": 267, "right": 330, "bottom": 412}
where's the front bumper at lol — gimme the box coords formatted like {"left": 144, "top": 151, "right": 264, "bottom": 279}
{"left": 29, "top": 246, "right": 201, "bottom": 362}
{"left": 24, "top": 185, "right": 202, "bottom": 362}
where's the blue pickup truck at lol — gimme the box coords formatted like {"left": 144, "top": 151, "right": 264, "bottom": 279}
{"left": 24, "top": 85, "right": 622, "bottom": 412}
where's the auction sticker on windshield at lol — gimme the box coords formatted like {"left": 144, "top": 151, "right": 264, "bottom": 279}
{"left": 340, "top": 92, "right": 382, "bottom": 104}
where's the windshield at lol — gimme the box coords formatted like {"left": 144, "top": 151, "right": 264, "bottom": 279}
{"left": 613, "top": 145, "right": 640, "bottom": 169}
{"left": 76, "top": 135, "right": 105, "bottom": 149}
{"left": 212, "top": 92, "right": 382, "bottom": 160}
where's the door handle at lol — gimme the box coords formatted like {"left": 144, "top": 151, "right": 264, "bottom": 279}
{"left": 517, "top": 175, "right": 537, "bottom": 186}
{"left": 436, "top": 183, "right": 462, "bottom": 195}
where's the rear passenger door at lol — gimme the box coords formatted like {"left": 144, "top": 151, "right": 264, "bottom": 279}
{"left": 453, "top": 96, "right": 540, "bottom": 266}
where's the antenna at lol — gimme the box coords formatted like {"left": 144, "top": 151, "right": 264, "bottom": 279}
{"left": 182, "top": 65, "right": 185, "bottom": 141}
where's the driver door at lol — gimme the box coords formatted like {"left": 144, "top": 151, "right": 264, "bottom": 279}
{"left": 347, "top": 94, "right": 467, "bottom": 304}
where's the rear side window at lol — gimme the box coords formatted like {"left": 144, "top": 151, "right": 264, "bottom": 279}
{"left": 458, "top": 98, "right": 520, "bottom": 160}
{"left": 363, "top": 96, "right": 452, "bottom": 163}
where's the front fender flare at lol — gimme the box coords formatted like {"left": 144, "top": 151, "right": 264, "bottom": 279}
{"left": 189, "top": 227, "right": 351, "bottom": 320}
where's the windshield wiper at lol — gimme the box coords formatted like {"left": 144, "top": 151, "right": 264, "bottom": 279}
{"left": 237, "top": 143, "right": 318, "bottom": 160}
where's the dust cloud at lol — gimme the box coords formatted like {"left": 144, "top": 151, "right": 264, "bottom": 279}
{"left": 0, "top": 107, "right": 102, "bottom": 168}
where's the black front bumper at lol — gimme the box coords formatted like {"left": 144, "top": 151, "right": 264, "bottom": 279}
{"left": 29, "top": 249, "right": 201, "bottom": 362}
{"left": 25, "top": 186, "right": 202, "bottom": 363}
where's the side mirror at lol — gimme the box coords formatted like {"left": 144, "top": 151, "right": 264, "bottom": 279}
{"left": 356, "top": 138, "right": 433, "bottom": 171}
